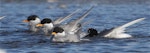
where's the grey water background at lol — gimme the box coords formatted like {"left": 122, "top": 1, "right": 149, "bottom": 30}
{"left": 0, "top": 0, "right": 150, "bottom": 53}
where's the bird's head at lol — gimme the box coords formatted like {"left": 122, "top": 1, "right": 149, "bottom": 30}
{"left": 23, "top": 15, "right": 40, "bottom": 23}
{"left": 36, "top": 18, "right": 53, "bottom": 27}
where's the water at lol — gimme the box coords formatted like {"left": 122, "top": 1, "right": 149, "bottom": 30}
{"left": 0, "top": 1, "right": 150, "bottom": 53}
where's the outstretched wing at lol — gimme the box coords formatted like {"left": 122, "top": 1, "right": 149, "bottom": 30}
{"left": 104, "top": 18, "right": 145, "bottom": 38}
{"left": 64, "top": 6, "right": 94, "bottom": 32}
{"left": 73, "top": 19, "right": 95, "bottom": 33}
{"left": 118, "top": 18, "right": 145, "bottom": 30}
{"left": 53, "top": 9, "right": 80, "bottom": 25}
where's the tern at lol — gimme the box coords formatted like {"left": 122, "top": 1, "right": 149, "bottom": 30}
{"left": 36, "top": 9, "right": 81, "bottom": 35}
{"left": 23, "top": 15, "right": 41, "bottom": 32}
{"left": 50, "top": 6, "right": 94, "bottom": 42}
{"left": 87, "top": 18, "right": 145, "bottom": 38}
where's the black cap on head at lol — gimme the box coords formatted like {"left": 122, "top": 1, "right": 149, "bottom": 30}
{"left": 41, "top": 18, "right": 52, "bottom": 24}
{"left": 27, "top": 15, "right": 38, "bottom": 21}
{"left": 86, "top": 28, "right": 98, "bottom": 37}
{"left": 53, "top": 27, "right": 64, "bottom": 33}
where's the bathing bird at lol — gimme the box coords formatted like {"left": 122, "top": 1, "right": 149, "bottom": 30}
{"left": 36, "top": 9, "right": 81, "bottom": 35}
{"left": 86, "top": 18, "right": 145, "bottom": 38}
{"left": 50, "top": 6, "right": 94, "bottom": 42}
{"left": 23, "top": 15, "right": 41, "bottom": 32}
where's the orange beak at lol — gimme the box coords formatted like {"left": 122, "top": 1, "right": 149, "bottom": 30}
{"left": 52, "top": 32, "right": 57, "bottom": 35}
{"left": 23, "top": 20, "right": 29, "bottom": 22}
{"left": 36, "top": 24, "right": 43, "bottom": 27}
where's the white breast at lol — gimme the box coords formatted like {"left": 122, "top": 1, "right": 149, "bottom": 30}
{"left": 28, "top": 18, "right": 41, "bottom": 32}
{"left": 43, "top": 23, "right": 54, "bottom": 30}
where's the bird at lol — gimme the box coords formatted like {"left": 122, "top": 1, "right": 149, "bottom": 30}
{"left": 50, "top": 6, "right": 94, "bottom": 42}
{"left": 36, "top": 9, "right": 80, "bottom": 35}
{"left": 86, "top": 18, "right": 145, "bottom": 38}
{"left": 23, "top": 15, "right": 41, "bottom": 32}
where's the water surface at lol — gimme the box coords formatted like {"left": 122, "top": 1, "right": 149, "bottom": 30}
{"left": 0, "top": 1, "right": 150, "bottom": 53}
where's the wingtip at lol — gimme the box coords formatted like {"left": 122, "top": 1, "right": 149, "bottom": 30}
{"left": 137, "top": 17, "right": 146, "bottom": 21}
{"left": 0, "top": 16, "right": 5, "bottom": 20}
{"left": 140, "top": 17, "right": 146, "bottom": 20}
